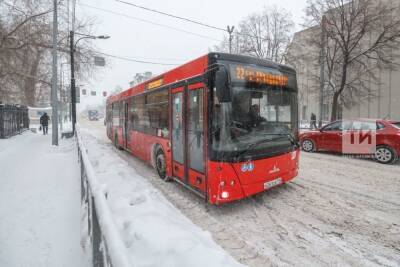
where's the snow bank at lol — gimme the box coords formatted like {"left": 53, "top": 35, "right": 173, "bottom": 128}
{"left": 78, "top": 127, "right": 243, "bottom": 267}
{"left": 76, "top": 130, "right": 132, "bottom": 267}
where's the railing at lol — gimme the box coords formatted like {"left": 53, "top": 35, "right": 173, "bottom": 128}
{"left": 0, "top": 104, "right": 29, "bottom": 138}
{"left": 76, "top": 129, "right": 132, "bottom": 267}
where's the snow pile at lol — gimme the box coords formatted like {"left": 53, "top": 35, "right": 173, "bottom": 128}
{"left": 78, "top": 128, "right": 243, "bottom": 267}
{"left": 76, "top": 131, "right": 131, "bottom": 267}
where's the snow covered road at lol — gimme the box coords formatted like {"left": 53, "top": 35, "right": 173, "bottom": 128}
{"left": 0, "top": 132, "right": 83, "bottom": 267}
{"left": 81, "top": 120, "right": 400, "bottom": 267}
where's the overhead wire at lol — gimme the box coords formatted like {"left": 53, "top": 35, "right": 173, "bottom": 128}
{"left": 115, "top": 0, "right": 272, "bottom": 42}
{"left": 93, "top": 50, "right": 181, "bottom": 66}
{"left": 115, "top": 0, "right": 227, "bottom": 32}
{"left": 78, "top": 3, "right": 223, "bottom": 42}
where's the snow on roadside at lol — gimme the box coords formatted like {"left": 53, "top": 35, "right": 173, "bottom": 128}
{"left": 79, "top": 128, "right": 243, "bottom": 267}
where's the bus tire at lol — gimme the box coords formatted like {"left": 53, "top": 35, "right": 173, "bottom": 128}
{"left": 114, "top": 134, "right": 122, "bottom": 150}
{"left": 155, "top": 149, "right": 170, "bottom": 181}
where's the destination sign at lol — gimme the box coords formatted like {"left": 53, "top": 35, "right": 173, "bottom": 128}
{"left": 232, "top": 65, "right": 288, "bottom": 86}
{"left": 146, "top": 78, "right": 164, "bottom": 90}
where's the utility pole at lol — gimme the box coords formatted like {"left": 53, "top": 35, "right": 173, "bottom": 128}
{"left": 51, "top": 0, "right": 59, "bottom": 145}
{"left": 70, "top": 0, "right": 77, "bottom": 134}
{"left": 318, "top": 15, "right": 326, "bottom": 128}
{"left": 70, "top": 30, "right": 76, "bottom": 134}
{"left": 227, "top": 25, "right": 235, "bottom": 54}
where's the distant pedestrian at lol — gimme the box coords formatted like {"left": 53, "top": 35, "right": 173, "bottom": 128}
{"left": 310, "top": 113, "right": 317, "bottom": 129}
{"left": 40, "top": 112, "right": 50, "bottom": 135}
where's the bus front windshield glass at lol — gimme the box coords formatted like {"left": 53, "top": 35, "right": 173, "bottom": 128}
{"left": 211, "top": 73, "right": 298, "bottom": 161}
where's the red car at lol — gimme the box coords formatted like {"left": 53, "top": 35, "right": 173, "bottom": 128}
{"left": 300, "top": 119, "right": 400, "bottom": 164}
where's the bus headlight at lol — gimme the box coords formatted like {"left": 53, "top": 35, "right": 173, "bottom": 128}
{"left": 221, "top": 191, "right": 229, "bottom": 199}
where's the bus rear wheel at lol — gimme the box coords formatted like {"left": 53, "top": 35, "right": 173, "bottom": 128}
{"left": 114, "top": 134, "right": 122, "bottom": 150}
{"left": 156, "top": 149, "right": 169, "bottom": 181}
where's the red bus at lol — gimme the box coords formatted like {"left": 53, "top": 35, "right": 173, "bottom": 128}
{"left": 106, "top": 53, "right": 299, "bottom": 204}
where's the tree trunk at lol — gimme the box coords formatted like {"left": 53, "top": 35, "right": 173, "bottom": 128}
{"left": 331, "top": 91, "right": 340, "bottom": 121}
{"left": 331, "top": 56, "right": 349, "bottom": 121}
{"left": 23, "top": 50, "right": 42, "bottom": 106}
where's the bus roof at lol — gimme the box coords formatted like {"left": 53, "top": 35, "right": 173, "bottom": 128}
{"left": 107, "top": 53, "right": 296, "bottom": 104}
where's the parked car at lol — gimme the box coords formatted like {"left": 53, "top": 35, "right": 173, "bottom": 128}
{"left": 300, "top": 119, "right": 400, "bottom": 164}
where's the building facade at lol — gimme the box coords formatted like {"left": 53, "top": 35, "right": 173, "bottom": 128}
{"left": 287, "top": 3, "right": 400, "bottom": 123}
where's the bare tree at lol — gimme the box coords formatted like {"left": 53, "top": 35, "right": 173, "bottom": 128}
{"left": 304, "top": 0, "right": 400, "bottom": 121}
{"left": 0, "top": 0, "right": 99, "bottom": 106}
{"left": 214, "top": 6, "right": 294, "bottom": 63}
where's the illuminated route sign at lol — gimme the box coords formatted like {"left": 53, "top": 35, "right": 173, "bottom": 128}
{"left": 146, "top": 78, "right": 164, "bottom": 90}
{"left": 231, "top": 64, "right": 288, "bottom": 86}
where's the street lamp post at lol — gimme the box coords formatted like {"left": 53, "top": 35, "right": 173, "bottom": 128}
{"left": 69, "top": 31, "right": 109, "bottom": 134}
{"left": 51, "top": 0, "right": 59, "bottom": 146}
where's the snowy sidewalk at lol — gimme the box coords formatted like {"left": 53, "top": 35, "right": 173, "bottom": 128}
{"left": 0, "top": 132, "right": 83, "bottom": 267}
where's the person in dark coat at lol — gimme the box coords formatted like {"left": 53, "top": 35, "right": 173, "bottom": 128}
{"left": 310, "top": 112, "right": 317, "bottom": 129}
{"left": 248, "top": 104, "right": 266, "bottom": 128}
{"left": 40, "top": 112, "right": 50, "bottom": 135}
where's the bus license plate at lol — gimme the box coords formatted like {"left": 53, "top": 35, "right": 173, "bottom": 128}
{"left": 264, "top": 177, "right": 282, "bottom": 189}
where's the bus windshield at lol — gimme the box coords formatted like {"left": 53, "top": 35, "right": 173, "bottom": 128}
{"left": 210, "top": 65, "right": 298, "bottom": 162}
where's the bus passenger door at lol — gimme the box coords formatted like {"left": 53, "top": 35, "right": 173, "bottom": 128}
{"left": 171, "top": 85, "right": 206, "bottom": 195}
{"left": 187, "top": 87, "right": 206, "bottom": 193}
{"left": 171, "top": 89, "right": 185, "bottom": 181}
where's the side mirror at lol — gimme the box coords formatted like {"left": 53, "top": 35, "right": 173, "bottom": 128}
{"left": 215, "top": 69, "right": 231, "bottom": 103}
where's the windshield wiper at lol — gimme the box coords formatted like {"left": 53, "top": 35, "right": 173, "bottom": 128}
{"left": 262, "top": 132, "right": 299, "bottom": 148}
{"left": 279, "top": 130, "right": 300, "bottom": 148}
{"left": 234, "top": 137, "right": 274, "bottom": 160}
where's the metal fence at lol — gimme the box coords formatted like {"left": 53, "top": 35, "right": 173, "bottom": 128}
{"left": 76, "top": 129, "right": 131, "bottom": 267}
{"left": 0, "top": 104, "right": 29, "bottom": 138}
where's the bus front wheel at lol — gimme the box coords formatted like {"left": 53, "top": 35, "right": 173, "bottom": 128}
{"left": 156, "top": 149, "right": 170, "bottom": 182}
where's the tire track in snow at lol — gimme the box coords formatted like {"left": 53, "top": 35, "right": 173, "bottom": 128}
{"left": 80, "top": 121, "right": 400, "bottom": 267}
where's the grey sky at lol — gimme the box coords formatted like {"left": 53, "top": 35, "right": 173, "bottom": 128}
{"left": 76, "top": 0, "right": 307, "bottom": 108}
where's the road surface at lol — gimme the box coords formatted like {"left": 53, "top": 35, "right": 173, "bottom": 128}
{"left": 80, "top": 119, "right": 400, "bottom": 267}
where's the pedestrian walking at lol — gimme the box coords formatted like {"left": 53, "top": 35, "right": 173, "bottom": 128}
{"left": 310, "top": 113, "right": 317, "bottom": 129}
{"left": 39, "top": 112, "right": 50, "bottom": 135}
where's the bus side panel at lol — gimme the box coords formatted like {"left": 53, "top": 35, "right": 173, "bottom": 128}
{"left": 188, "top": 169, "right": 206, "bottom": 193}
{"left": 117, "top": 127, "right": 124, "bottom": 147}
{"left": 129, "top": 130, "right": 172, "bottom": 176}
